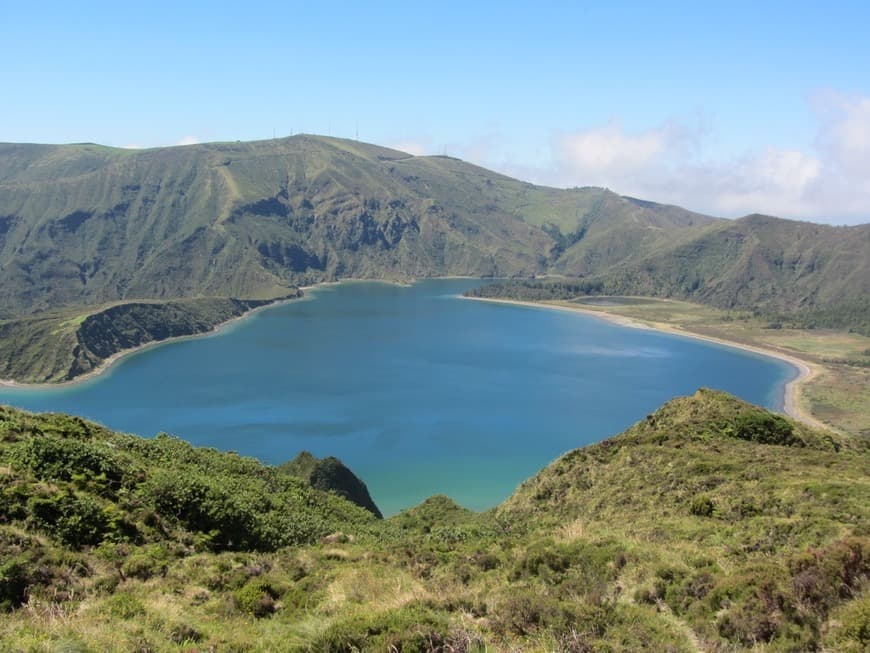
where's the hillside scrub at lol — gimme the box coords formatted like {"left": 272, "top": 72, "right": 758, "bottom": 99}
{"left": 0, "top": 390, "right": 867, "bottom": 650}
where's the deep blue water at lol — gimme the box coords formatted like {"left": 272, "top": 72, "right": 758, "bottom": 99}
{"left": 0, "top": 279, "right": 795, "bottom": 515}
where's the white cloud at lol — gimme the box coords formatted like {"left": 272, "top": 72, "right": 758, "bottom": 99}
{"left": 388, "top": 134, "right": 500, "bottom": 162}
{"left": 120, "top": 144, "right": 144, "bottom": 149}
{"left": 175, "top": 135, "right": 200, "bottom": 146}
{"left": 553, "top": 122, "right": 666, "bottom": 175}
{"left": 492, "top": 96, "right": 870, "bottom": 225}
{"left": 814, "top": 91, "right": 870, "bottom": 177}
{"left": 389, "top": 140, "right": 430, "bottom": 156}
{"left": 446, "top": 134, "right": 500, "bottom": 165}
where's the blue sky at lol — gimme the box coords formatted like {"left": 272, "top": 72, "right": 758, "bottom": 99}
{"left": 3, "top": 1, "right": 869, "bottom": 223}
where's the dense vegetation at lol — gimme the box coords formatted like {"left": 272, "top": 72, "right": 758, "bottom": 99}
{"left": 280, "top": 451, "right": 383, "bottom": 518}
{"left": 468, "top": 272, "right": 870, "bottom": 336}
{"left": 764, "top": 297, "right": 870, "bottom": 336}
{"left": 578, "top": 215, "right": 870, "bottom": 325}
{"left": 0, "top": 295, "right": 297, "bottom": 383}
{"left": 466, "top": 279, "right": 607, "bottom": 302}
{"left": 0, "top": 390, "right": 867, "bottom": 651}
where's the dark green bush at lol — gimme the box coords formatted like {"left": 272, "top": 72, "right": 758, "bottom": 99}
{"left": 234, "top": 580, "right": 279, "bottom": 618}
{"left": 689, "top": 495, "right": 715, "bottom": 517}
{"left": 730, "top": 411, "right": 800, "bottom": 446}
{"left": 789, "top": 537, "right": 869, "bottom": 613}
{"left": 8, "top": 436, "right": 125, "bottom": 491}
{"left": 27, "top": 492, "right": 109, "bottom": 548}
{"left": 120, "top": 545, "right": 170, "bottom": 580}
{"left": 308, "top": 603, "right": 454, "bottom": 652}
{"left": 0, "top": 558, "right": 29, "bottom": 611}
{"left": 492, "top": 590, "right": 573, "bottom": 636}
{"left": 832, "top": 595, "right": 870, "bottom": 650}
{"left": 168, "top": 622, "right": 203, "bottom": 644}
{"left": 511, "top": 540, "right": 621, "bottom": 586}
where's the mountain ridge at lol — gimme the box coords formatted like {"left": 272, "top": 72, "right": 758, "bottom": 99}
{"left": 0, "top": 135, "right": 721, "bottom": 317}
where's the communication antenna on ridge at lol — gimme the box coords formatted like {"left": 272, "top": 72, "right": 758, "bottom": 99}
{"left": 355, "top": 122, "right": 359, "bottom": 141}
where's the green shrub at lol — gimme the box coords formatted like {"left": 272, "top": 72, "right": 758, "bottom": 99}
{"left": 510, "top": 540, "right": 622, "bottom": 588}
{"left": 234, "top": 580, "right": 279, "bottom": 618}
{"left": 120, "top": 545, "right": 170, "bottom": 580}
{"left": 0, "top": 558, "right": 29, "bottom": 611}
{"left": 8, "top": 436, "right": 125, "bottom": 491}
{"left": 689, "top": 495, "right": 715, "bottom": 517}
{"left": 729, "top": 411, "right": 800, "bottom": 446}
{"left": 27, "top": 492, "right": 109, "bottom": 547}
{"left": 789, "top": 537, "right": 870, "bottom": 613}
{"left": 104, "top": 591, "right": 145, "bottom": 619}
{"left": 826, "top": 594, "right": 870, "bottom": 651}
{"left": 492, "top": 590, "right": 573, "bottom": 636}
{"left": 168, "top": 622, "right": 203, "bottom": 644}
{"left": 308, "top": 603, "right": 455, "bottom": 652}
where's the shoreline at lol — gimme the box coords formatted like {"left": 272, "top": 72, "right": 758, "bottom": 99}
{"left": 0, "top": 278, "right": 406, "bottom": 390}
{"left": 0, "top": 281, "right": 832, "bottom": 433}
{"left": 0, "top": 295, "right": 305, "bottom": 391}
{"left": 464, "top": 296, "right": 828, "bottom": 430}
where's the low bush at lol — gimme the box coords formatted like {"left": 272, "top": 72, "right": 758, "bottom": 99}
{"left": 234, "top": 579, "right": 280, "bottom": 618}
{"left": 27, "top": 491, "right": 109, "bottom": 548}
{"left": 0, "top": 558, "right": 29, "bottom": 611}
{"left": 729, "top": 411, "right": 800, "bottom": 446}
{"left": 308, "top": 603, "right": 457, "bottom": 652}
{"left": 120, "top": 545, "right": 171, "bottom": 580}
{"left": 689, "top": 495, "right": 715, "bottom": 517}
{"left": 104, "top": 591, "right": 146, "bottom": 619}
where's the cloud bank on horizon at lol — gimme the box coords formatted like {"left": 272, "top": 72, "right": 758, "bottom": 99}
{"left": 393, "top": 91, "right": 870, "bottom": 226}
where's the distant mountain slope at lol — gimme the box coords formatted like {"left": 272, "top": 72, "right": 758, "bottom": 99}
{"left": 608, "top": 214, "right": 870, "bottom": 306}
{"left": 470, "top": 212, "right": 870, "bottom": 332}
{"left": 0, "top": 136, "right": 717, "bottom": 318}
{"left": 589, "top": 214, "right": 870, "bottom": 316}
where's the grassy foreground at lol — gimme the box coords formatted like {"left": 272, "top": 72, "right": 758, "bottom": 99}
{"left": 0, "top": 390, "right": 868, "bottom": 651}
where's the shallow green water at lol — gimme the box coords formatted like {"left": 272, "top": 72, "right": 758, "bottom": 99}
{"left": 0, "top": 279, "right": 794, "bottom": 515}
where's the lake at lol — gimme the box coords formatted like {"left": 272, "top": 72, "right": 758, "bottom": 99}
{"left": 0, "top": 279, "right": 794, "bottom": 515}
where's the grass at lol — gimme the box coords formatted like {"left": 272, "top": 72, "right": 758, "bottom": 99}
{"left": 0, "top": 391, "right": 867, "bottom": 651}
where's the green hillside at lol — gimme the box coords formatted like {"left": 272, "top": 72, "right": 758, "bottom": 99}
{"left": 0, "top": 136, "right": 716, "bottom": 320}
{"left": 593, "top": 214, "right": 870, "bottom": 316}
{"left": 0, "top": 391, "right": 867, "bottom": 651}
{"left": 0, "top": 295, "right": 297, "bottom": 383}
{"left": 469, "top": 214, "right": 870, "bottom": 334}
{"left": 280, "top": 451, "right": 383, "bottom": 519}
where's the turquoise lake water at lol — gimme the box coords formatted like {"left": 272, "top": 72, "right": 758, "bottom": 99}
{"left": 0, "top": 279, "right": 795, "bottom": 515}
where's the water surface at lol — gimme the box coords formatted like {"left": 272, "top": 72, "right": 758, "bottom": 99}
{"left": 0, "top": 279, "right": 794, "bottom": 515}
